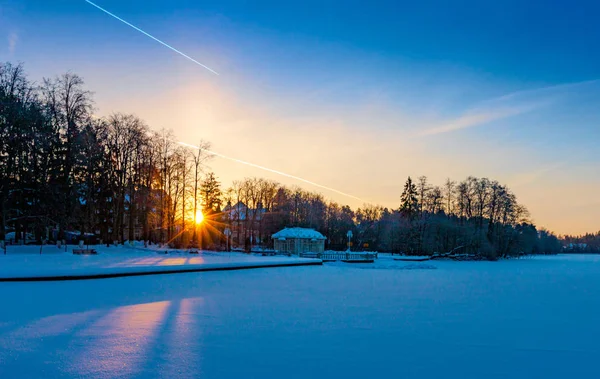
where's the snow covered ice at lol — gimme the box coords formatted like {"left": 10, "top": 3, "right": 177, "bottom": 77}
{"left": 1, "top": 253, "right": 599, "bottom": 378}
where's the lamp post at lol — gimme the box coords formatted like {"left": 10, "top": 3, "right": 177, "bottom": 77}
{"left": 1, "top": 197, "right": 6, "bottom": 255}
{"left": 346, "top": 230, "right": 353, "bottom": 252}
{"left": 224, "top": 228, "right": 232, "bottom": 252}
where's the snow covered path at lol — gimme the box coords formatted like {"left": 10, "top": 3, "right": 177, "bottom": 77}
{"left": 1, "top": 254, "right": 600, "bottom": 378}
{"left": 0, "top": 246, "right": 320, "bottom": 280}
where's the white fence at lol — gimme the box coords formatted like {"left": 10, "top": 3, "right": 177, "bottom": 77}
{"left": 299, "top": 251, "right": 377, "bottom": 262}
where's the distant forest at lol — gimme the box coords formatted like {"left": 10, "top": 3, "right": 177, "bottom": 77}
{"left": 562, "top": 233, "right": 600, "bottom": 254}
{"left": 0, "top": 62, "right": 587, "bottom": 259}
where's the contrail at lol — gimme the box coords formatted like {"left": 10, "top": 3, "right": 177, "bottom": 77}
{"left": 178, "top": 142, "right": 363, "bottom": 202}
{"left": 84, "top": 0, "right": 219, "bottom": 75}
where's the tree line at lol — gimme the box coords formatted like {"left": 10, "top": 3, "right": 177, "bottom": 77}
{"left": 223, "top": 175, "right": 563, "bottom": 259}
{"left": 0, "top": 62, "right": 212, "bottom": 247}
{"left": 562, "top": 232, "right": 600, "bottom": 254}
{"left": 0, "top": 62, "right": 564, "bottom": 258}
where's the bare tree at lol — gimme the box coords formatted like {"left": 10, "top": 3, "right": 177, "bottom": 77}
{"left": 103, "top": 113, "right": 149, "bottom": 243}
{"left": 444, "top": 178, "right": 456, "bottom": 216}
{"left": 41, "top": 72, "right": 93, "bottom": 241}
{"left": 190, "top": 141, "right": 211, "bottom": 246}
{"left": 417, "top": 176, "right": 430, "bottom": 217}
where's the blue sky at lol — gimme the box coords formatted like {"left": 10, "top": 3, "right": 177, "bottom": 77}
{"left": 2, "top": 0, "right": 600, "bottom": 234}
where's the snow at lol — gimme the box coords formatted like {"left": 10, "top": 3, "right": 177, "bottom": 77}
{"left": 0, "top": 245, "right": 319, "bottom": 280}
{"left": 1, "top": 254, "right": 600, "bottom": 378}
{"left": 272, "top": 227, "right": 327, "bottom": 240}
{"left": 3, "top": 232, "right": 35, "bottom": 244}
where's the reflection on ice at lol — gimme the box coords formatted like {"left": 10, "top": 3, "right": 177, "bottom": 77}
{"left": 68, "top": 301, "right": 170, "bottom": 377}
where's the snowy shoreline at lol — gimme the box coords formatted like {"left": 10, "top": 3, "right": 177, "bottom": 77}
{"left": 0, "top": 245, "right": 321, "bottom": 281}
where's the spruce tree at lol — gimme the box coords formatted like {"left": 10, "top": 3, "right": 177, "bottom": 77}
{"left": 400, "top": 176, "right": 419, "bottom": 220}
{"left": 201, "top": 172, "right": 223, "bottom": 214}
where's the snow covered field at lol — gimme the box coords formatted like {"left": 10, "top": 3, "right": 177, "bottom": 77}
{"left": 0, "top": 245, "right": 319, "bottom": 280}
{"left": 1, "top": 254, "right": 599, "bottom": 378}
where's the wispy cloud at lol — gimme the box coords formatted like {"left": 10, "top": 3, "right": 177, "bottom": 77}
{"left": 488, "top": 79, "right": 599, "bottom": 104}
{"left": 420, "top": 104, "right": 539, "bottom": 136}
{"left": 8, "top": 32, "right": 18, "bottom": 55}
{"left": 419, "top": 79, "right": 598, "bottom": 136}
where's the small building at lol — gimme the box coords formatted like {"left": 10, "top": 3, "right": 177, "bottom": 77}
{"left": 272, "top": 227, "right": 326, "bottom": 255}
{"left": 222, "top": 201, "right": 266, "bottom": 247}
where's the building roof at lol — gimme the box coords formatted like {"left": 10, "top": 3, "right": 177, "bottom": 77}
{"left": 272, "top": 227, "right": 326, "bottom": 240}
{"left": 222, "top": 201, "right": 265, "bottom": 221}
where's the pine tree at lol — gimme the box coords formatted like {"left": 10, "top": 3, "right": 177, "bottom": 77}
{"left": 201, "top": 172, "right": 223, "bottom": 214}
{"left": 400, "top": 176, "right": 418, "bottom": 219}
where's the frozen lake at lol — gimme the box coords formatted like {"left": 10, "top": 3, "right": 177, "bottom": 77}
{"left": 1, "top": 254, "right": 599, "bottom": 378}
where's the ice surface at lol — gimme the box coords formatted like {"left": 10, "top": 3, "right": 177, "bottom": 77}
{"left": 1, "top": 254, "right": 599, "bottom": 378}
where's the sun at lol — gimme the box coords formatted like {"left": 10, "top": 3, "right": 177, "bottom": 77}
{"left": 195, "top": 210, "right": 204, "bottom": 224}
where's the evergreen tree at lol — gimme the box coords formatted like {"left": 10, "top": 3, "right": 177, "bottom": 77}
{"left": 399, "top": 177, "right": 419, "bottom": 219}
{"left": 201, "top": 172, "right": 222, "bottom": 214}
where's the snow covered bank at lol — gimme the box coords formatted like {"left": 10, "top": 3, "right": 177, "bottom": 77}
{"left": 0, "top": 245, "right": 321, "bottom": 281}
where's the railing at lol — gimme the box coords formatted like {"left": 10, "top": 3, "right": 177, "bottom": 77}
{"left": 299, "top": 252, "right": 377, "bottom": 262}
{"left": 299, "top": 252, "right": 320, "bottom": 259}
